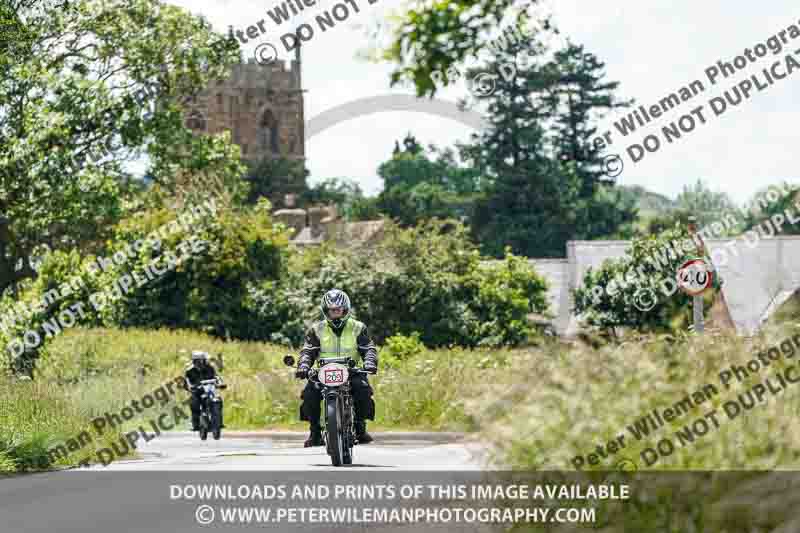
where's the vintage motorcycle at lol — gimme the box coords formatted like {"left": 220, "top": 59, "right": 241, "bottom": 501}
{"left": 284, "top": 354, "right": 371, "bottom": 466}
{"left": 194, "top": 378, "right": 226, "bottom": 441}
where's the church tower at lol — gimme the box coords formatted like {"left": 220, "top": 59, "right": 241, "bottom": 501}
{"left": 183, "top": 34, "right": 305, "bottom": 163}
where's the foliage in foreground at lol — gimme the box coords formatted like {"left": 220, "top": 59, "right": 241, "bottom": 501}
{"left": 479, "top": 323, "right": 800, "bottom": 531}
{"left": 471, "top": 323, "right": 800, "bottom": 472}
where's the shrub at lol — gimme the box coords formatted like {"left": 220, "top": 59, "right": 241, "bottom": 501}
{"left": 572, "top": 225, "right": 722, "bottom": 333}
{"left": 105, "top": 199, "right": 290, "bottom": 340}
{"left": 0, "top": 198, "right": 292, "bottom": 375}
{"left": 250, "top": 219, "right": 550, "bottom": 348}
{"left": 382, "top": 332, "right": 425, "bottom": 360}
{"left": 0, "top": 249, "right": 107, "bottom": 376}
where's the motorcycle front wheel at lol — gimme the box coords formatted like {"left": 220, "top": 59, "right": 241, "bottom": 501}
{"left": 211, "top": 403, "right": 222, "bottom": 440}
{"left": 326, "top": 398, "right": 344, "bottom": 466}
{"left": 199, "top": 413, "right": 209, "bottom": 441}
{"left": 342, "top": 403, "right": 353, "bottom": 465}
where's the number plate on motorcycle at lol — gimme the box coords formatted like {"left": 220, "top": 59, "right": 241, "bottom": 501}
{"left": 320, "top": 363, "right": 348, "bottom": 386}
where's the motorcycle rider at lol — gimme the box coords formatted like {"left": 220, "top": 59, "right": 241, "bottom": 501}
{"left": 295, "top": 289, "right": 378, "bottom": 447}
{"left": 183, "top": 350, "right": 225, "bottom": 431}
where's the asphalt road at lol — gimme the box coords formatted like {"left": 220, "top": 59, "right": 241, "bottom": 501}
{"left": 96, "top": 430, "right": 488, "bottom": 471}
{"left": 2, "top": 432, "right": 496, "bottom": 533}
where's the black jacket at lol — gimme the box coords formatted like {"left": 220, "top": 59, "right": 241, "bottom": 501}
{"left": 298, "top": 319, "right": 378, "bottom": 370}
{"left": 183, "top": 363, "right": 218, "bottom": 389}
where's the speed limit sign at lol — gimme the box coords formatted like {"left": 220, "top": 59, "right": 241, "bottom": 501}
{"left": 677, "top": 258, "right": 713, "bottom": 296}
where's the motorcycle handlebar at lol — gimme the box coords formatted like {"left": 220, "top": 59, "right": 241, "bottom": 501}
{"left": 190, "top": 379, "right": 227, "bottom": 390}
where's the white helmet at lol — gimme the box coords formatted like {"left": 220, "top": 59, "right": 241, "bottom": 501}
{"left": 321, "top": 288, "right": 351, "bottom": 329}
{"left": 191, "top": 350, "right": 209, "bottom": 362}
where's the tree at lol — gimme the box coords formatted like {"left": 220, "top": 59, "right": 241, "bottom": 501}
{"left": 400, "top": 132, "right": 423, "bottom": 156}
{"left": 379, "top": 145, "right": 482, "bottom": 194}
{"left": 0, "top": 0, "right": 243, "bottom": 294}
{"left": 573, "top": 225, "right": 722, "bottom": 334}
{"left": 244, "top": 156, "right": 309, "bottom": 208}
{"left": 744, "top": 182, "right": 800, "bottom": 234}
{"left": 252, "top": 219, "right": 550, "bottom": 347}
{"left": 348, "top": 197, "right": 383, "bottom": 221}
{"left": 675, "top": 179, "right": 741, "bottom": 234}
{"left": 643, "top": 208, "right": 693, "bottom": 236}
{"left": 380, "top": 0, "right": 547, "bottom": 97}
{"left": 301, "top": 178, "right": 373, "bottom": 220}
{"left": 464, "top": 35, "right": 636, "bottom": 257}
{"left": 545, "top": 42, "right": 633, "bottom": 200}
{"left": 376, "top": 139, "right": 484, "bottom": 226}
{"left": 302, "top": 177, "right": 363, "bottom": 205}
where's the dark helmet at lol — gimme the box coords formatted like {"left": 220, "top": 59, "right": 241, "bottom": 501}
{"left": 321, "top": 289, "right": 351, "bottom": 329}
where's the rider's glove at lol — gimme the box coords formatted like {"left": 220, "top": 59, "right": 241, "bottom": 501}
{"left": 363, "top": 361, "right": 377, "bottom": 375}
{"left": 295, "top": 365, "right": 309, "bottom": 379}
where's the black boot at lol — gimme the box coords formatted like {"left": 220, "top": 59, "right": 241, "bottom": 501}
{"left": 191, "top": 414, "right": 200, "bottom": 431}
{"left": 304, "top": 424, "right": 323, "bottom": 447}
{"left": 354, "top": 420, "right": 373, "bottom": 444}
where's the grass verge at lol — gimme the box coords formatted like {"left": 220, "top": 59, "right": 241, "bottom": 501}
{"left": 3, "top": 326, "right": 519, "bottom": 471}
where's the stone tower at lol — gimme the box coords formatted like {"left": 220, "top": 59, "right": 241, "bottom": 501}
{"left": 183, "top": 40, "right": 304, "bottom": 163}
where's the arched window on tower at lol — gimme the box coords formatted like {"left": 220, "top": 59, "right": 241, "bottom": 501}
{"left": 259, "top": 110, "right": 280, "bottom": 154}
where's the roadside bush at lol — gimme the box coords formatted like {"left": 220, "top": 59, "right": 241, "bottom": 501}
{"left": 0, "top": 249, "right": 107, "bottom": 376}
{"left": 572, "top": 225, "right": 722, "bottom": 333}
{"left": 0, "top": 198, "right": 291, "bottom": 376}
{"left": 382, "top": 332, "right": 425, "bottom": 360}
{"left": 105, "top": 199, "right": 290, "bottom": 340}
{"left": 251, "top": 219, "right": 550, "bottom": 348}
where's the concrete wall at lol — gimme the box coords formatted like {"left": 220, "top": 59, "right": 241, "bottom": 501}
{"left": 520, "top": 236, "right": 800, "bottom": 337}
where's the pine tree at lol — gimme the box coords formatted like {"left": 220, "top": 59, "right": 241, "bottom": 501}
{"left": 544, "top": 42, "right": 632, "bottom": 198}
{"left": 465, "top": 34, "right": 636, "bottom": 257}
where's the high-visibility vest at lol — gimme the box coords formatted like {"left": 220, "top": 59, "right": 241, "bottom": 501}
{"left": 314, "top": 318, "right": 365, "bottom": 359}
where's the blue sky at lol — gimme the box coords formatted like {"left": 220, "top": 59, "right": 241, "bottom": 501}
{"left": 166, "top": 0, "right": 800, "bottom": 205}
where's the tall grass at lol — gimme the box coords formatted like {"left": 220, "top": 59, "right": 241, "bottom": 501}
{"left": 13, "top": 317, "right": 800, "bottom": 481}
{"left": 469, "top": 322, "right": 800, "bottom": 470}
{"left": 0, "top": 379, "right": 123, "bottom": 473}
{"left": 38, "top": 327, "right": 513, "bottom": 432}
{"left": 1, "top": 326, "right": 518, "bottom": 473}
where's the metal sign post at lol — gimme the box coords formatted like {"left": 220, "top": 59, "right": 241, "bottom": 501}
{"left": 693, "top": 294, "right": 704, "bottom": 333}
{"left": 686, "top": 215, "right": 707, "bottom": 335}
{"left": 678, "top": 255, "right": 711, "bottom": 335}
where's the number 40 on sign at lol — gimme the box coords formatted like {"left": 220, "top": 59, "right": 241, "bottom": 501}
{"left": 677, "top": 258, "right": 713, "bottom": 296}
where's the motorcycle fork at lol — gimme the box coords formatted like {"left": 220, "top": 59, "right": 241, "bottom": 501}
{"left": 342, "top": 383, "right": 353, "bottom": 445}
{"left": 323, "top": 389, "right": 337, "bottom": 454}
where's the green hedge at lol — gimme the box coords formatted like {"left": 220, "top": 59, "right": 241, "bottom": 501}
{"left": 2, "top": 211, "right": 550, "bottom": 376}
{"left": 1, "top": 199, "right": 290, "bottom": 375}
{"left": 572, "top": 224, "right": 722, "bottom": 333}
{"left": 251, "top": 219, "right": 550, "bottom": 348}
